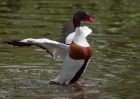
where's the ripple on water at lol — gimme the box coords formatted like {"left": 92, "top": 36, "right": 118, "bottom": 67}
{"left": 126, "top": 43, "right": 140, "bottom": 48}
{"left": 0, "top": 0, "right": 139, "bottom": 98}
{"left": 0, "top": 90, "right": 10, "bottom": 98}
{"left": 0, "top": 64, "right": 45, "bottom": 68}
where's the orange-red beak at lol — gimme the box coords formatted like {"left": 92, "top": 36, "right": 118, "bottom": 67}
{"left": 86, "top": 13, "right": 95, "bottom": 23}
{"left": 86, "top": 16, "right": 95, "bottom": 23}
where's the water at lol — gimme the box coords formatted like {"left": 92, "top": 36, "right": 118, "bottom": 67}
{"left": 0, "top": 0, "right": 140, "bottom": 99}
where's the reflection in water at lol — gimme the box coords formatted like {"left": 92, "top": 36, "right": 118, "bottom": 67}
{"left": 0, "top": 0, "right": 139, "bottom": 99}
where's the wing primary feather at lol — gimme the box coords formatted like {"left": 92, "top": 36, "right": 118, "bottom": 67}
{"left": 62, "top": 21, "right": 75, "bottom": 35}
{"left": 3, "top": 39, "right": 54, "bottom": 57}
{"left": 2, "top": 39, "right": 32, "bottom": 47}
{"left": 35, "top": 44, "right": 53, "bottom": 57}
{"left": 60, "top": 21, "right": 75, "bottom": 43}
{"left": 3, "top": 38, "right": 68, "bottom": 60}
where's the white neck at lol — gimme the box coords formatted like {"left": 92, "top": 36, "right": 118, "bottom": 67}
{"left": 73, "top": 26, "right": 92, "bottom": 47}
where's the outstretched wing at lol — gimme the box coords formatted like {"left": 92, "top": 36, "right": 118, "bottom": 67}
{"left": 3, "top": 38, "right": 69, "bottom": 60}
{"left": 60, "top": 21, "right": 75, "bottom": 43}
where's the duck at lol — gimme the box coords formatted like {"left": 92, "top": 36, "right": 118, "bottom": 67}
{"left": 3, "top": 11, "right": 95, "bottom": 85}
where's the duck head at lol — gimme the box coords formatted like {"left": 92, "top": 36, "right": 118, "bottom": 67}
{"left": 73, "top": 11, "right": 95, "bottom": 28}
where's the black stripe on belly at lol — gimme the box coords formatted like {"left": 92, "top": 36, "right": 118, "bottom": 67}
{"left": 69, "top": 59, "right": 89, "bottom": 84}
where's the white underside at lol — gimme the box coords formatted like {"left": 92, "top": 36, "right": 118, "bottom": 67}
{"left": 51, "top": 55, "right": 85, "bottom": 85}
{"left": 21, "top": 38, "right": 69, "bottom": 60}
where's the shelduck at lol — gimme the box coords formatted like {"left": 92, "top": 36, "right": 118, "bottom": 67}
{"left": 3, "top": 11, "right": 95, "bottom": 85}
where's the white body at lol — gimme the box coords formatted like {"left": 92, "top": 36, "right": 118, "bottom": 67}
{"left": 21, "top": 26, "right": 92, "bottom": 85}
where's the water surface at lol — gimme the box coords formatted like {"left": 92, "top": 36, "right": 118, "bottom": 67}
{"left": 0, "top": 0, "right": 140, "bottom": 99}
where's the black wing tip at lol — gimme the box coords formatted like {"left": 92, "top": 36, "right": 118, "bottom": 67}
{"left": 2, "top": 39, "right": 32, "bottom": 47}
{"left": 62, "top": 21, "right": 74, "bottom": 35}
{"left": 2, "top": 39, "right": 19, "bottom": 43}
{"left": 59, "top": 20, "right": 74, "bottom": 43}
